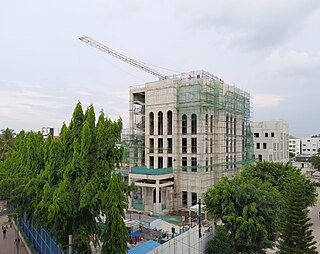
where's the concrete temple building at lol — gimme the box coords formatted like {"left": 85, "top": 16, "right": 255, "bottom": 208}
{"left": 123, "top": 70, "right": 253, "bottom": 213}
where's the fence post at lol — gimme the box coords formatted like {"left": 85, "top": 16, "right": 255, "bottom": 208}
{"left": 68, "top": 235, "right": 73, "bottom": 254}
{"left": 198, "top": 199, "right": 202, "bottom": 238}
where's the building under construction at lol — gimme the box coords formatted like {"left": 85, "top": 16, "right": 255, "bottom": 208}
{"left": 123, "top": 70, "right": 253, "bottom": 213}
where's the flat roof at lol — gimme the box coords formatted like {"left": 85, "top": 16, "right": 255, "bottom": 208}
{"left": 127, "top": 240, "right": 160, "bottom": 254}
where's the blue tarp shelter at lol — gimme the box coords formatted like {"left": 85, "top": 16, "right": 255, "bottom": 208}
{"left": 128, "top": 240, "right": 160, "bottom": 254}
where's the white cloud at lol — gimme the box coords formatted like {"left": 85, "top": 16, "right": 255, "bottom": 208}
{"left": 185, "top": 0, "right": 320, "bottom": 50}
{"left": 253, "top": 94, "right": 285, "bottom": 108}
{"left": 266, "top": 49, "right": 320, "bottom": 75}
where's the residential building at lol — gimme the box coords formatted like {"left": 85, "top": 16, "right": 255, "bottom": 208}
{"left": 251, "top": 121, "right": 289, "bottom": 163}
{"left": 41, "top": 127, "right": 55, "bottom": 139}
{"left": 300, "top": 137, "right": 320, "bottom": 156}
{"left": 289, "top": 138, "right": 301, "bottom": 156}
{"left": 123, "top": 70, "right": 253, "bottom": 213}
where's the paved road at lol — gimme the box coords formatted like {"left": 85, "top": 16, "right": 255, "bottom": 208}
{"left": 310, "top": 187, "right": 320, "bottom": 252}
{"left": 0, "top": 216, "right": 28, "bottom": 254}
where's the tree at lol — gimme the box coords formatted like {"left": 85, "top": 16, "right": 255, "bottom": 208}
{"left": 0, "top": 128, "right": 16, "bottom": 161}
{"left": 311, "top": 155, "right": 320, "bottom": 171}
{"left": 289, "top": 152, "right": 295, "bottom": 158}
{"left": 205, "top": 175, "right": 281, "bottom": 253}
{"left": 101, "top": 173, "right": 129, "bottom": 254}
{"left": 0, "top": 102, "right": 128, "bottom": 254}
{"left": 208, "top": 225, "right": 235, "bottom": 254}
{"left": 241, "top": 162, "right": 317, "bottom": 207}
{"left": 277, "top": 174, "right": 317, "bottom": 254}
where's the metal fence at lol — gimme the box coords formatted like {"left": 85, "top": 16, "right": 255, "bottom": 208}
{"left": 147, "top": 225, "right": 213, "bottom": 254}
{"left": 19, "top": 214, "right": 65, "bottom": 254}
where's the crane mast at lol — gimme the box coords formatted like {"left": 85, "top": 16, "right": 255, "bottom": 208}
{"left": 79, "top": 35, "right": 167, "bottom": 80}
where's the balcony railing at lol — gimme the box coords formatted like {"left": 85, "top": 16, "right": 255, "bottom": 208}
{"left": 132, "top": 201, "right": 144, "bottom": 211}
{"left": 131, "top": 167, "right": 173, "bottom": 175}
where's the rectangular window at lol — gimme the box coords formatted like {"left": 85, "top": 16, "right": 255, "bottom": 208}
{"left": 271, "top": 132, "right": 274, "bottom": 137}
{"left": 226, "top": 156, "right": 229, "bottom": 169}
{"left": 265, "top": 133, "right": 268, "bottom": 137}
{"left": 167, "top": 138, "right": 172, "bottom": 154}
{"left": 226, "top": 138, "right": 229, "bottom": 153}
{"left": 205, "top": 138, "right": 208, "bottom": 153}
{"left": 210, "top": 157, "right": 213, "bottom": 171}
{"left": 258, "top": 154, "right": 262, "bottom": 161}
{"left": 263, "top": 143, "right": 267, "bottom": 149}
{"left": 254, "top": 133, "right": 259, "bottom": 138}
{"left": 210, "top": 138, "right": 213, "bottom": 153}
{"left": 167, "top": 157, "right": 173, "bottom": 168}
{"left": 191, "top": 157, "right": 197, "bottom": 172}
{"left": 158, "top": 157, "right": 163, "bottom": 168}
{"left": 192, "top": 138, "right": 197, "bottom": 153}
{"left": 150, "top": 156, "right": 154, "bottom": 168}
{"left": 206, "top": 158, "right": 208, "bottom": 172}
{"left": 182, "top": 138, "right": 187, "bottom": 153}
{"left": 149, "top": 138, "right": 154, "bottom": 153}
{"left": 182, "top": 157, "right": 187, "bottom": 171}
{"left": 256, "top": 143, "right": 260, "bottom": 149}
{"left": 192, "top": 192, "right": 197, "bottom": 206}
{"left": 158, "top": 138, "right": 163, "bottom": 153}
{"left": 182, "top": 191, "right": 188, "bottom": 206}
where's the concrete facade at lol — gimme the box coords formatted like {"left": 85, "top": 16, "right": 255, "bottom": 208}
{"left": 289, "top": 138, "right": 301, "bottom": 156}
{"left": 125, "top": 70, "right": 252, "bottom": 213}
{"left": 252, "top": 121, "right": 289, "bottom": 163}
{"left": 301, "top": 137, "right": 320, "bottom": 156}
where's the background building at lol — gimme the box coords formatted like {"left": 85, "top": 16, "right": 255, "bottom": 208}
{"left": 289, "top": 138, "right": 301, "bottom": 157}
{"left": 123, "top": 70, "right": 253, "bottom": 213}
{"left": 301, "top": 137, "right": 320, "bottom": 155}
{"left": 252, "top": 121, "right": 289, "bottom": 163}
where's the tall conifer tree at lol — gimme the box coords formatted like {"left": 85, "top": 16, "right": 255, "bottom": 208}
{"left": 277, "top": 174, "right": 317, "bottom": 254}
{"left": 101, "top": 173, "right": 129, "bottom": 254}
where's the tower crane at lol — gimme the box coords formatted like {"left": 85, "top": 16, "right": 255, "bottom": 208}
{"left": 79, "top": 35, "right": 167, "bottom": 80}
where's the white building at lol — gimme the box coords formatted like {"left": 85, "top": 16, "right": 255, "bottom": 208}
{"left": 251, "top": 121, "right": 289, "bottom": 163}
{"left": 301, "top": 137, "right": 320, "bottom": 155}
{"left": 289, "top": 138, "right": 301, "bottom": 157}
{"left": 124, "top": 70, "right": 253, "bottom": 213}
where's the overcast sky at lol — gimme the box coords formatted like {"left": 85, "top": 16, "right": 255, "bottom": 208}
{"left": 1, "top": 0, "right": 319, "bottom": 137}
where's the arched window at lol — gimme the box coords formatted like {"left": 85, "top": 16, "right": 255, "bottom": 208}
{"left": 167, "top": 110, "right": 172, "bottom": 135}
{"left": 158, "top": 111, "right": 163, "bottom": 135}
{"left": 149, "top": 112, "right": 154, "bottom": 135}
{"left": 182, "top": 114, "right": 187, "bottom": 134}
{"left": 191, "top": 114, "right": 197, "bottom": 134}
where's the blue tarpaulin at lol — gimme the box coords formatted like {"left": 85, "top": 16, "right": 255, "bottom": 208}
{"left": 128, "top": 240, "right": 160, "bottom": 254}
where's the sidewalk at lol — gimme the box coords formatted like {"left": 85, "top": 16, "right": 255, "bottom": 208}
{"left": 0, "top": 215, "right": 29, "bottom": 254}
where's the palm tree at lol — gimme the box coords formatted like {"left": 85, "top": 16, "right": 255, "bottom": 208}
{"left": 0, "top": 128, "right": 16, "bottom": 161}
